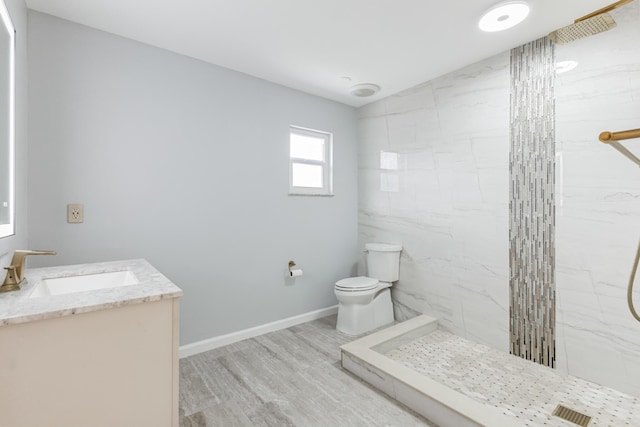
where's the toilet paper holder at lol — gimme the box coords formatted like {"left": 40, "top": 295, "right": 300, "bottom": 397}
{"left": 287, "top": 260, "right": 303, "bottom": 278}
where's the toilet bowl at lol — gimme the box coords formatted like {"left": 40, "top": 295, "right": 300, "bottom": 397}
{"left": 335, "top": 277, "right": 394, "bottom": 335}
{"left": 335, "top": 243, "right": 402, "bottom": 336}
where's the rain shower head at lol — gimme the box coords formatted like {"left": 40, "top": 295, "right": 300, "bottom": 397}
{"left": 548, "top": 13, "right": 616, "bottom": 44}
{"left": 547, "top": 0, "right": 633, "bottom": 44}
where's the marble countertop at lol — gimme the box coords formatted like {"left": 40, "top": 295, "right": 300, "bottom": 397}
{"left": 0, "top": 258, "right": 182, "bottom": 326}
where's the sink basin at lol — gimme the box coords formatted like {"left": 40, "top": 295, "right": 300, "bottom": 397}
{"left": 29, "top": 270, "right": 139, "bottom": 298}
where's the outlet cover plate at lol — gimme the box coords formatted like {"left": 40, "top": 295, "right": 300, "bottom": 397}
{"left": 67, "top": 204, "right": 84, "bottom": 223}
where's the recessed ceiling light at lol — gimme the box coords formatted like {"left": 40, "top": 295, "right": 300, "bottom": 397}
{"left": 555, "top": 60, "right": 579, "bottom": 74}
{"left": 349, "top": 83, "right": 380, "bottom": 97}
{"left": 479, "top": 1, "right": 530, "bottom": 32}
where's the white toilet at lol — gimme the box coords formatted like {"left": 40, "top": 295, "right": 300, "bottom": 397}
{"left": 335, "top": 243, "right": 402, "bottom": 335}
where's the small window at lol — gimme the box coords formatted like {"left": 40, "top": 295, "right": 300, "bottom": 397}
{"left": 289, "top": 126, "right": 333, "bottom": 196}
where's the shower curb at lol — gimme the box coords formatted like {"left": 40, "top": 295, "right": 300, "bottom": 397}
{"left": 341, "top": 315, "right": 520, "bottom": 427}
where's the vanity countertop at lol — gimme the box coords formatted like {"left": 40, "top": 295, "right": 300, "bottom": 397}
{"left": 0, "top": 258, "right": 182, "bottom": 326}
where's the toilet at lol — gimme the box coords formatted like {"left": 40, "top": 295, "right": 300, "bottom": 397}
{"left": 335, "top": 243, "right": 402, "bottom": 335}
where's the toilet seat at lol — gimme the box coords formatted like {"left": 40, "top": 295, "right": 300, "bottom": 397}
{"left": 335, "top": 276, "right": 378, "bottom": 292}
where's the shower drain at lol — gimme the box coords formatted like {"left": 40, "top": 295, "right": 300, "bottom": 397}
{"left": 553, "top": 404, "right": 592, "bottom": 426}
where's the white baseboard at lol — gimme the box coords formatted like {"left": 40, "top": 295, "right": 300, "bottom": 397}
{"left": 179, "top": 305, "right": 338, "bottom": 359}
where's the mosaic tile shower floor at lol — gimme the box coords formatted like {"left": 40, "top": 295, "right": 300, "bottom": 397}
{"left": 385, "top": 329, "right": 640, "bottom": 426}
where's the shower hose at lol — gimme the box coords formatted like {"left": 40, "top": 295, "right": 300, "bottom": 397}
{"left": 628, "top": 239, "right": 640, "bottom": 322}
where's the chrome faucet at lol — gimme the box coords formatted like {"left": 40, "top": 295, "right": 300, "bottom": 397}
{"left": 1, "top": 250, "right": 56, "bottom": 293}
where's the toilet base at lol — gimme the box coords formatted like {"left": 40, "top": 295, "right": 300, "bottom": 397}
{"left": 336, "top": 288, "right": 394, "bottom": 336}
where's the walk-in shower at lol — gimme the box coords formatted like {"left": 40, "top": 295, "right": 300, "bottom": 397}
{"left": 353, "top": 0, "right": 640, "bottom": 423}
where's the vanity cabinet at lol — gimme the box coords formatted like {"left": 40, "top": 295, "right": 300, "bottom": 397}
{"left": 0, "top": 298, "right": 180, "bottom": 427}
{"left": 0, "top": 259, "right": 182, "bottom": 427}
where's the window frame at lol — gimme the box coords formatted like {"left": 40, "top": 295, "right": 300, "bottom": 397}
{"left": 289, "top": 126, "right": 333, "bottom": 196}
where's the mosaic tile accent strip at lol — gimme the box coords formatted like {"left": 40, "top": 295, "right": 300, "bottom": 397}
{"left": 509, "top": 37, "right": 556, "bottom": 367}
{"left": 385, "top": 329, "right": 640, "bottom": 426}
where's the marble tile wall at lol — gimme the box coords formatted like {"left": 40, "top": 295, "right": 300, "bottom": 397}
{"left": 357, "top": 52, "right": 511, "bottom": 352}
{"left": 357, "top": 0, "right": 640, "bottom": 397}
{"left": 32, "top": 6, "right": 640, "bottom": 404}
{"left": 555, "top": 1, "right": 640, "bottom": 397}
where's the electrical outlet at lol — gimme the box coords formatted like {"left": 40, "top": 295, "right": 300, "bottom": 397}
{"left": 67, "top": 204, "right": 84, "bottom": 223}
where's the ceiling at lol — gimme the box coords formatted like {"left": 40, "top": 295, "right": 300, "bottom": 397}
{"left": 25, "top": 0, "right": 616, "bottom": 107}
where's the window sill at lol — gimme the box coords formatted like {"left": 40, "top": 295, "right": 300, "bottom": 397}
{"left": 288, "top": 193, "right": 334, "bottom": 197}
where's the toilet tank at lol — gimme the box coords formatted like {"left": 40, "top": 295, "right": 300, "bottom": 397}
{"left": 365, "top": 243, "right": 402, "bottom": 282}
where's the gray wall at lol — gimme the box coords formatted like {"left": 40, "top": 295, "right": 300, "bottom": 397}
{"left": 27, "top": 11, "right": 358, "bottom": 345}
{"left": 0, "top": 0, "right": 28, "bottom": 267}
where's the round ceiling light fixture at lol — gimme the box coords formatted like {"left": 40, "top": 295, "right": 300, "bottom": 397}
{"left": 349, "top": 83, "right": 381, "bottom": 97}
{"left": 555, "top": 60, "right": 579, "bottom": 74}
{"left": 479, "top": 1, "right": 530, "bottom": 32}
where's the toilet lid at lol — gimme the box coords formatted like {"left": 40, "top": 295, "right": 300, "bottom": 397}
{"left": 335, "top": 276, "right": 378, "bottom": 291}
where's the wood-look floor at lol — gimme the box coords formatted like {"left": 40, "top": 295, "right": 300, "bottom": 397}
{"left": 179, "top": 315, "right": 436, "bottom": 426}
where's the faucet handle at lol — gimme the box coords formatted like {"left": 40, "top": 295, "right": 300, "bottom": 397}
{"left": 1, "top": 266, "right": 19, "bottom": 292}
